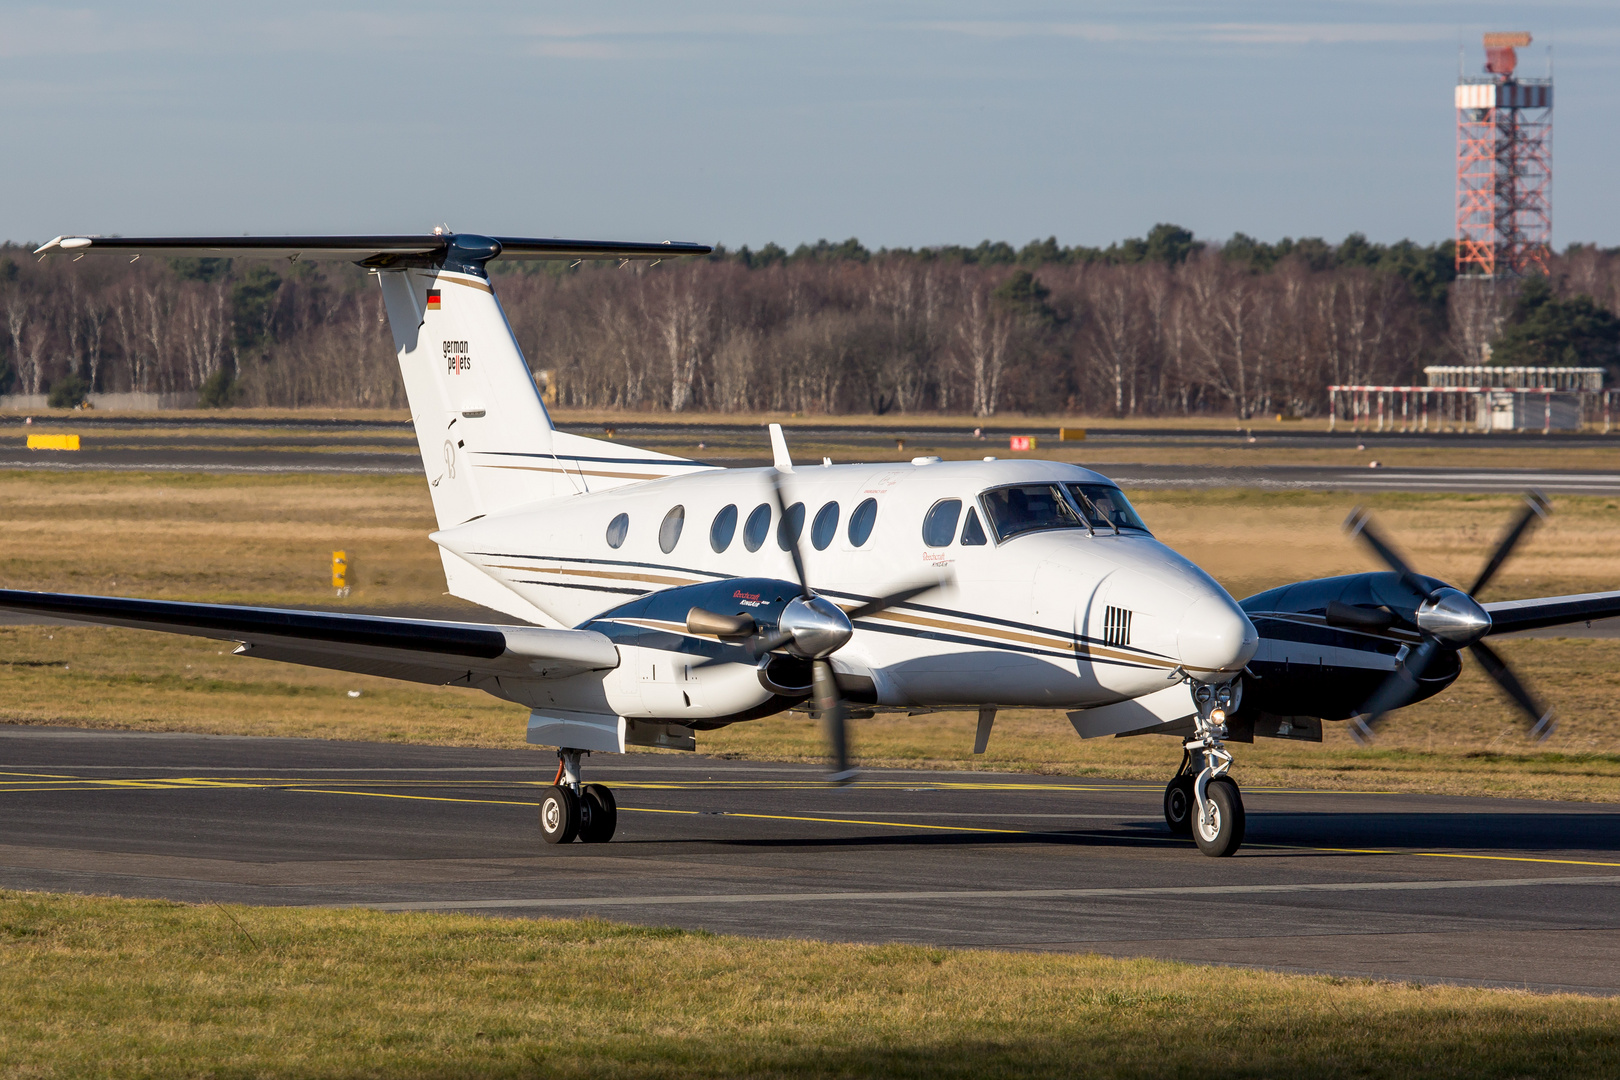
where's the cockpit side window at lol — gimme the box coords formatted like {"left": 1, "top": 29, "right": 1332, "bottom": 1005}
{"left": 1066, "top": 483, "right": 1150, "bottom": 533}
{"left": 960, "top": 507, "right": 988, "bottom": 546}
{"left": 979, "top": 484, "right": 1083, "bottom": 542}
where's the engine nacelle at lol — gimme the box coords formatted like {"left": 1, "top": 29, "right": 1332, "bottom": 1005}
{"left": 1237, "top": 572, "right": 1461, "bottom": 723}
{"left": 582, "top": 577, "right": 814, "bottom": 726}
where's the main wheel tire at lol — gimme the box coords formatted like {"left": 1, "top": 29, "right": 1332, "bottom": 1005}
{"left": 579, "top": 783, "right": 618, "bottom": 843}
{"left": 1163, "top": 776, "right": 1195, "bottom": 836}
{"left": 1193, "top": 777, "right": 1245, "bottom": 857}
{"left": 539, "top": 785, "right": 581, "bottom": 844}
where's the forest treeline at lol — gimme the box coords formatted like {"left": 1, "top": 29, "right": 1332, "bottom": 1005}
{"left": 2, "top": 224, "right": 1618, "bottom": 416}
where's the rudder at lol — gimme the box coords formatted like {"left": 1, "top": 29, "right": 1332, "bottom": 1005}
{"left": 377, "top": 265, "right": 558, "bottom": 528}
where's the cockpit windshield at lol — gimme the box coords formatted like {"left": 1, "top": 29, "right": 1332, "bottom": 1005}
{"left": 1065, "top": 483, "right": 1150, "bottom": 533}
{"left": 979, "top": 484, "right": 1084, "bottom": 541}
{"left": 978, "top": 482, "right": 1151, "bottom": 542}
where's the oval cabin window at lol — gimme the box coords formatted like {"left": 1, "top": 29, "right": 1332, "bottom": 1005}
{"left": 743, "top": 503, "right": 772, "bottom": 552}
{"left": 606, "top": 513, "right": 629, "bottom": 549}
{"left": 922, "top": 499, "right": 962, "bottom": 547}
{"left": 777, "top": 502, "right": 806, "bottom": 551}
{"left": 659, "top": 505, "right": 685, "bottom": 554}
{"left": 848, "top": 498, "right": 878, "bottom": 547}
{"left": 811, "top": 501, "right": 839, "bottom": 551}
{"left": 710, "top": 504, "right": 738, "bottom": 552}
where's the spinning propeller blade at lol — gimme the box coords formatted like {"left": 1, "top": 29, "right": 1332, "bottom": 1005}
{"left": 1344, "top": 507, "right": 1428, "bottom": 594}
{"left": 1350, "top": 637, "right": 1440, "bottom": 743}
{"left": 1467, "top": 639, "right": 1556, "bottom": 740}
{"left": 1343, "top": 493, "right": 1554, "bottom": 744}
{"left": 769, "top": 469, "right": 811, "bottom": 601}
{"left": 812, "top": 658, "right": 854, "bottom": 784}
{"left": 1468, "top": 491, "right": 1550, "bottom": 597}
{"left": 757, "top": 468, "right": 947, "bottom": 782}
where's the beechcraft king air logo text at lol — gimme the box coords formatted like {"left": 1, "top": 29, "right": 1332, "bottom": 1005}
{"left": 444, "top": 340, "right": 471, "bottom": 374}
{"left": 426, "top": 289, "right": 441, "bottom": 310}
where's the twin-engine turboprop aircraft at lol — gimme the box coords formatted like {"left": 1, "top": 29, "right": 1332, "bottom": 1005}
{"left": 19, "top": 231, "right": 1620, "bottom": 857}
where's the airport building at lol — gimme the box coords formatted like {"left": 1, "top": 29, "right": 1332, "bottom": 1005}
{"left": 1328, "top": 367, "right": 1609, "bottom": 433}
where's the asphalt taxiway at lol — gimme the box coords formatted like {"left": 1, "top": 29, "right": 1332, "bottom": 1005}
{"left": 3, "top": 725, "right": 1618, "bottom": 995}
{"left": 2, "top": 414, "right": 1619, "bottom": 492}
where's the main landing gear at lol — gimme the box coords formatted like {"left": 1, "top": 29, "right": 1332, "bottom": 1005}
{"left": 1162, "top": 681, "right": 1245, "bottom": 857}
{"left": 539, "top": 748, "right": 618, "bottom": 845}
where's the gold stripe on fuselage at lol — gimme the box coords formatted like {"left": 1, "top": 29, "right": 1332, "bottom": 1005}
{"left": 485, "top": 563, "right": 702, "bottom": 589}
{"left": 853, "top": 607, "right": 1175, "bottom": 671}
{"left": 480, "top": 463, "right": 677, "bottom": 482}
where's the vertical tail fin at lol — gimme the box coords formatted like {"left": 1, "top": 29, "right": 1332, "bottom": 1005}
{"left": 377, "top": 266, "right": 558, "bottom": 528}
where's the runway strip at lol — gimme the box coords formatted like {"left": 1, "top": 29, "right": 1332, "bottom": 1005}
{"left": 4, "top": 443, "right": 1620, "bottom": 493}
{"left": 4, "top": 726, "right": 1620, "bottom": 994}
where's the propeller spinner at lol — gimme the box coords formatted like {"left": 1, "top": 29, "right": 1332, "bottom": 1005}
{"left": 1342, "top": 491, "right": 1553, "bottom": 743}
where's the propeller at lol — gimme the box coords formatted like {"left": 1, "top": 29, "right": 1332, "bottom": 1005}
{"left": 685, "top": 470, "right": 947, "bottom": 784}
{"left": 1343, "top": 491, "right": 1553, "bottom": 743}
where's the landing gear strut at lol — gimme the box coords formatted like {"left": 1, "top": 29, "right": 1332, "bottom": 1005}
{"left": 1163, "top": 681, "right": 1245, "bottom": 857}
{"left": 539, "top": 748, "right": 618, "bottom": 845}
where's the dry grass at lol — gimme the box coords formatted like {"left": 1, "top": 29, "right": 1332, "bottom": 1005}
{"left": 0, "top": 471, "right": 449, "bottom": 608}
{"left": 1, "top": 472, "right": 1618, "bottom": 800}
{"left": 2, "top": 891, "right": 1618, "bottom": 1078}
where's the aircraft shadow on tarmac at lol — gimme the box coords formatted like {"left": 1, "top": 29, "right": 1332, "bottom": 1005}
{"left": 626, "top": 811, "right": 1620, "bottom": 856}
{"left": 1244, "top": 811, "right": 1620, "bottom": 854}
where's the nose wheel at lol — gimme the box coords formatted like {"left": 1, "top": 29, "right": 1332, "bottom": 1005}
{"left": 1166, "top": 681, "right": 1246, "bottom": 856}
{"left": 540, "top": 749, "right": 618, "bottom": 845}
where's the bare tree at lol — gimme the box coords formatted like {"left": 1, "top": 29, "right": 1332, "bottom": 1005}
{"left": 954, "top": 274, "right": 1013, "bottom": 417}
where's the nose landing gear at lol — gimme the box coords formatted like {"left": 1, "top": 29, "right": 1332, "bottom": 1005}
{"left": 1162, "top": 681, "right": 1245, "bottom": 856}
{"left": 539, "top": 748, "right": 618, "bottom": 845}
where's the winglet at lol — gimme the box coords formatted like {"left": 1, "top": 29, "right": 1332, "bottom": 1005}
{"left": 769, "top": 423, "right": 794, "bottom": 473}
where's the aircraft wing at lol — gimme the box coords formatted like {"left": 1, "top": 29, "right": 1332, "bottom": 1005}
{"left": 1483, "top": 591, "right": 1620, "bottom": 635}
{"left": 0, "top": 589, "right": 617, "bottom": 685}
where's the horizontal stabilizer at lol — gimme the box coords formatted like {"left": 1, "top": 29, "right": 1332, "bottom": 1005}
{"left": 34, "top": 233, "right": 711, "bottom": 267}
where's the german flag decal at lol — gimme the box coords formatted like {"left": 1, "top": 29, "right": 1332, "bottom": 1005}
{"left": 425, "top": 289, "right": 441, "bottom": 310}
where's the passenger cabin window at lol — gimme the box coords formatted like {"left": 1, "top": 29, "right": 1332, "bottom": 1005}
{"left": 605, "top": 512, "right": 629, "bottom": 549}
{"left": 979, "top": 484, "right": 1082, "bottom": 542}
{"left": 743, "top": 503, "right": 772, "bottom": 552}
{"left": 658, "top": 505, "right": 685, "bottom": 553}
{"left": 848, "top": 498, "right": 878, "bottom": 547}
{"left": 777, "top": 502, "right": 806, "bottom": 551}
{"left": 960, "top": 507, "right": 988, "bottom": 546}
{"left": 922, "top": 499, "right": 962, "bottom": 547}
{"left": 710, "top": 504, "right": 738, "bottom": 552}
{"left": 1066, "top": 484, "right": 1150, "bottom": 533}
{"left": 811, "top": 501, "right": 839, "bottom": 551}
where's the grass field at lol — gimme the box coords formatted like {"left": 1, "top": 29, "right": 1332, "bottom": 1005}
{"left": 0, "top": 471, "right": 1618, "bottom": 799}
{"left": 2, "top": 890, "right": 1618, "bottom": 1079}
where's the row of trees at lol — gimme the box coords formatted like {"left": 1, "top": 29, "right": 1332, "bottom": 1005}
{"left": 2, "top": 228, "right": 1617, "bottom": 416}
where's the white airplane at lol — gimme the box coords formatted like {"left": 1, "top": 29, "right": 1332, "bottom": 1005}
{"left": 20, "top": 232, "right": 1620, "bottom": 858}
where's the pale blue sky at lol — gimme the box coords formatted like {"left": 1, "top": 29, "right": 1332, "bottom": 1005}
{"left": 4, "top": 2, "right": 1617, "bottom": 249}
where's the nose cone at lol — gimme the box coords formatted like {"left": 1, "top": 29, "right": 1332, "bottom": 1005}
{"left": 1177, "top": 592, "right": 1259, "bottom": 680}
{"left": 1416, "top": 587, "right": 1491, "bottom": 645}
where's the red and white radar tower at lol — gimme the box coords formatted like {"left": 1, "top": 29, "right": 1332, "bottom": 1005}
{"left": 1455, "top": 32, "right": 1552, "bottom": 278}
